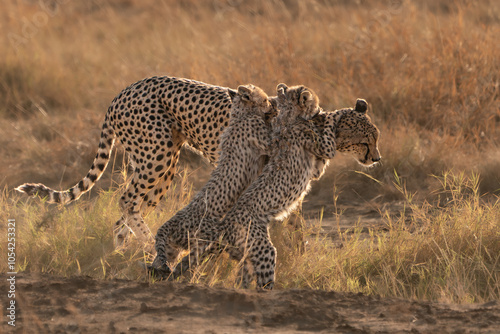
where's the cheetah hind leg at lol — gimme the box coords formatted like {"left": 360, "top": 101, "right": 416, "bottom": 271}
{"left": 139, "top": 150, "right": 181, "bottom": 217}
{"left": 147, "top": 237, "right": 186, "bottom": 281}
{"left": 113, "top": 155, "right": 181, "bottom": 250}
{"left": 113, "top": 217, "right": 130, "bottom": 249}
{"left": 139, "top": 126, "right": 184, "bottom": 218}
{"left": 113, "top": 125, "right": 185, "bottom": 252}
{"left": 113, "top": 173, "right": 139, "bottom": 250}
{"left": 112, "top": 183, "right": 155, "bottom": 254}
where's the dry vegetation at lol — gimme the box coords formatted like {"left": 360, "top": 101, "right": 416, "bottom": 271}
{"left": 0, "top": 0, "right": 499, "bottom": 303}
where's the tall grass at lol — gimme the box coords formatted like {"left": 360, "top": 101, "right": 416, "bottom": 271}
{"left": 1, "top": 170, "right": 498, "bottom": 303}
{"left": 1, "top": 0, "right": 498, "bottom": 196}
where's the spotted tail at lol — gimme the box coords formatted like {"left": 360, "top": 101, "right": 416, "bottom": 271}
{"left": 16, "top": 117, "right": 115, "bottom": 204}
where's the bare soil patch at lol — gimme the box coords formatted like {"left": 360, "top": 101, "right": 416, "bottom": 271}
{"left": 1, "top": 272, "right": 498, "bottom": 333}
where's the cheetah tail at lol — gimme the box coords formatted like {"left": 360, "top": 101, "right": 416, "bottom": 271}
{"left": 15, "top": 119, "right": 116, "bottom": 205}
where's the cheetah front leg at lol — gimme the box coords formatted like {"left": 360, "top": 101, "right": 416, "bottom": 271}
{"left": 148, "top": 223, "right": 181, "bottom": 280}
{"left": 305, "top": 113, "right": 337, "bottom": 160}
{"left": 231, "top": 226, "right": 276, "bottom": 290}
{"left": 250, "top": 238, "right": 276, "bottom": 290}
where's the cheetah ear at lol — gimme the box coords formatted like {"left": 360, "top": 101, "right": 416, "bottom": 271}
{"left": 237, "top": 85, "right": 254, "bottom": 102}
{"left": 276, "top": 83, "right": 288, "bottom": 100}
{"left": 354, "top": 99, "right": 368, "bottom": 113}
{"left": 277, "top": 83, "right": 288, "bottom": 94}
{"left": 299, "top": 88, "right": 315, "bottom": 108}
{"left": 228, "top": 88, "right": 238, "bottom": 101}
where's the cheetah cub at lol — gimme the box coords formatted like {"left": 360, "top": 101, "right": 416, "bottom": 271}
{"left": 149, "top": 85, "right": 276, "bottom": 278}
{"left": 165, "top": 84, "right": 336, "bottom": 289}
{"left": 203, "top": 84, "right": 338, "bottom": 289}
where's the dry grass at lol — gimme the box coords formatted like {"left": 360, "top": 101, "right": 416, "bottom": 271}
{"left": 0, "top": 0, "right": 499, "bottom": 302}
{"left": 1, "top": 0, "right": 498, "bottom": 194}
{"left": 1, "top": 170, "right": 498, "bottom": 303}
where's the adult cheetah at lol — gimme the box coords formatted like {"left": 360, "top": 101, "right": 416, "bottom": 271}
{"left": 16, "top": 76, "right": 241, "bottom": 250}
{"left": 150, "top": 84, "right": 276, "bottom": 278}
{"left": 151, "top": 84, "right": 381, "bottom": 289}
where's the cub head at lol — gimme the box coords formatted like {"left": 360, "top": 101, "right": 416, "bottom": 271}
{"left": 328, "top": 99, "right": 381, "bottom": 166}
{"left": 228, "top": 85, "right": 275, "bottom": 117}
{"left": 275, "top": 83, "right": 321, "bottom": 123}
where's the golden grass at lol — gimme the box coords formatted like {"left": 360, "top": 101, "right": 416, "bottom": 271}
{"left": 1, "top": 0, "right": 498, "bottom": 195}
{"left": 0, "top": 0, "right": 499, "bottom": 303}
{"left": 1, "top": 170, "right": 498, "bottom": 303}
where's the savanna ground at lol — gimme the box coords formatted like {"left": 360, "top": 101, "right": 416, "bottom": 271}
{"left": 1, "top": 0, "right": 499, "bottom": 332}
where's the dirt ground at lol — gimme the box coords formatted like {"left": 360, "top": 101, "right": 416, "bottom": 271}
{"left": 2, "top": 200, "right": 499, "bottom": 334}
{"left": 1, "top": 272, "right": 499, "bottom": 334}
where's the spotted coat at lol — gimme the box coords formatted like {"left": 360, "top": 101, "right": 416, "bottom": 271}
{"left": 149, "top": 85, "right": 276, "bottom": 277}
{"left": 16, "top": 76, "right": 239, "bottom": 251}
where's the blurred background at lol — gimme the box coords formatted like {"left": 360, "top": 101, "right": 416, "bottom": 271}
{"left": 1, "top": 0, "right": 499, "bottom": 213}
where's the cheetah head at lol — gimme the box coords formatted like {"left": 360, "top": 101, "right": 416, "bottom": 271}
{"left": 275, "top": 83, "right": 321, "bottom": 123}
{"left": 228, "top": 84, "right": 276, "bottom": 117}
{"left": 328, "top": 99, "right": 381, "bottom": 167}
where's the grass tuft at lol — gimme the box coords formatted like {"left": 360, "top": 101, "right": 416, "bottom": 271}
{"left": 2, "top": 170, "right": 498, "bottom": 303}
